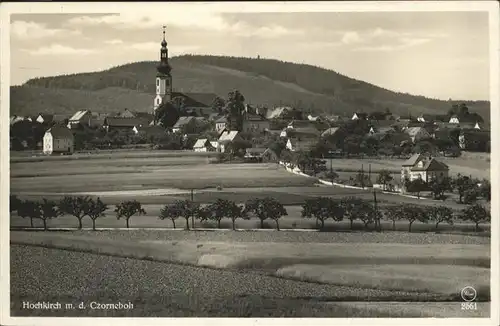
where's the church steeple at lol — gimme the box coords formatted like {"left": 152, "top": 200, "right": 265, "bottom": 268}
{"left": 153, "top": 25, "right": 173, "bottom": 117}
{"left": 157, "top": 25, "right": 171, "bottom": 76}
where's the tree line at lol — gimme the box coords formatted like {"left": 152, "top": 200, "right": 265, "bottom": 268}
{"left": 10, "top": 195, "right": 490, "bottom": 232}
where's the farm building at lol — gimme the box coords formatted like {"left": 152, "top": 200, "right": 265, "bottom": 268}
{"left": 218, "top": 130, "right": 241, "bottom": 153}
{"left": 404, "top": 127, "right": 432, "bottom": 143}
{"left": 242, "top": 112, "right": 270, "bottom": 133}
{"left": 244, "top": 148, "right": 278, "bottom": 163}
{"left": 286, "top": 135, "right": 317, "bottom": 152}
{"left": 401, "top": 153, "right": 449, "bottom": 183}
{"left": 172, "top": 116, "right": 197, "bottom": 133}
{"left": 103, "top": 117, "right": 148, "bottom": 134}
{"left": 68, "top": 110, "right": 93, "bottom": 129}
{"left": 193, "top": 138, "right": 216, "bottom": 152}
{"left": 43, "top": 126, "right": 74, "bottom": 155}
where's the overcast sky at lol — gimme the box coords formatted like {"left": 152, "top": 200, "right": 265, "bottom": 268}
{"left": 9, "top": 6, "right": 491, "bottom": 101}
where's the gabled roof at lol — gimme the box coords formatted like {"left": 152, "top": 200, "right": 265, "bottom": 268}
{"left": 266, "top": 106, "right": 293, "bottom": 119}
{"left": 353, "top": 112, "right": 368, "bottom": 119}
{"left": 37, "top": 113, "right": 54, "bottom": 123}
{"left": 372, "top": 126, "right": 394, "bottom": 134}
{"left": 138, "top": 125, "right": 166, "bottom": 136}
{"left": 287, "top": 137, "right": 317, "bottom": 151}
{"left": 104, "top": 117, "right": 146, "bottom": 127}
{"left": 243, "top": 113, "right": 267, "bottom": 122}
{"left": 173, "top": 116, "right": 195, "bottom": 129}
{"left": 218, "top": 130, "right": 239, "bottom": 143}
{"left": 402, "top": 153, "right": 424, "bottom": 167}
{"left": 172, "top": 92, "right": 219, "bottom": 107}
{"left": 215, "top": 116, "right": 228, "bottom": 123}
{"left": 321, "top": 127, "right": 340, "bottom": 137}
{"left": 411, "top": 158, "right": 449, "bottom": 172}
{"left": 288, "top": 120, "right": 317, "bottom": 129}
{"left": 10, "top": 116, "right": 26, "bottom": 125}
{"left": 405, "top": 126, "right": 429, "bottom": 137}
{"left": 69, "top": 110, "right": 90, "bottom": 122}
{"left": 45, "top": 126, "right": 73, "bottom": 139}
{"left": 245, "top": 147, "right": 267, "bottom": 155}
{"left": 193, "top": 138, "right": 212, "bottom": 148}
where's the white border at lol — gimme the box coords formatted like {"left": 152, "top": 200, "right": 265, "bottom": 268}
{"left": 1, "top": 2, "right": 499, "bottom": 326}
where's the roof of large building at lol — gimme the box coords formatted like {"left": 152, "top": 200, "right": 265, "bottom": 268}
{"left": 321, "top": 127, "right": 341, "bottom": 137}
{"left": 45, "top": 126, "right": 74, "bottom": 139}
{"left": 266, "top": 106, "right": 293, "bottom": 119}
{"left": 218, "top": 130, "right": 239, "bottom": 143}
{"left": 171, "top": 92, "right": 219, "bottom": 108}
{"left": 402, "top": 153, "right": 424, "bottom": 167}
{"left": 193, "top": 138, "right": 212, "bottom": 148}
{"left": 411, "top": 158, "right": 449, "bottom": 172}
{"left": 104, "top": 117, "right": 147, "bottom": 127}
{"left": 69, "top": 110, "right": 90, "bottom": 122}
{"left": 173, "top": 116, "right": 196, "bottom": 129}
{"left": 405, "top": 126, "right": 429, "bottom": 137}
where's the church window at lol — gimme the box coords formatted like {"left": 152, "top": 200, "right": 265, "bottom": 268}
{"left": 157, "top": 79, "right": 160, "bottom": 86}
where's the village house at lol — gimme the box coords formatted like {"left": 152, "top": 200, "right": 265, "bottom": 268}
{"left": 218, "top": 130, "right": 241, "bottom": 153}
{"left": 43, "top": 126, "right": 74, "bottom": 155}
{"left": 192, "top": 138, "right": 216, "bottom": 152}
{"left": 404, "top": 126, "right": 432, "bottom": 143}
{"left": 351, "top": 112, "right": 368, "bottom": 120}
{"left": 458, "top": 129, "right": 490, "bottom": 151}
{"left": 103, "top": 117, "right": 148, "bottom": 134}
{"left": 244, "top": 147, "right": 278, "bottom": 163}
{"left": 286, "top": 132, "right": 318, "bottom": 152}
{"left": 215, "top": 116, "right": 228, "bottom": 133}
{"left": 242, "top": 112, "right": 270, "bottom": 133}
{"left": 10, "top": 115, "right": 26, "bottom": 126}
{"left": 449, "top": 115, "right": 460, "bottom": 124}
{"left": 401, "top": 153, "right": 449, "bottom": 183}
{"left": 281, "top": 126, "right": 320, "bottom": 138}
{"left": 321, "top": 127, "right": 341, "bottom": 138}
{"left": 35, "top": 113, "right": 54, "bottom": 124}
{"left": 68, "top": 110, "right": 93, "bottom": 129}
{"left": 265, "top": 106, "right": 294, "bottom": 120}
{"left": 172, "top": 116, "right": 197, "bottom": 133}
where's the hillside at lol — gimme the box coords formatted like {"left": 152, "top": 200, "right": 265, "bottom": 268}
{"left": 12, "top": 55, "right": 490, "bottom": 119}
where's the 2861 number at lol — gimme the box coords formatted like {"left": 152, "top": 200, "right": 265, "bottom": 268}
{"left": 461, "top": 302, "right": 477, "bottom": 310}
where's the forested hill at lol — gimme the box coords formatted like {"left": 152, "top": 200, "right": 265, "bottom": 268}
{"left": 13, "top": 55, "right": 489, "bottom": 119}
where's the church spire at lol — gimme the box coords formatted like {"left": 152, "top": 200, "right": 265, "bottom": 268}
{"left": 157, "top": 25, "right": 171, "bottom": 76}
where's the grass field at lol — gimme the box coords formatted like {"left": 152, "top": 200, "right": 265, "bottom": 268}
{"left": 11, "top": 230, "right": 490, "bottom": 308}
{"left": 324, "top": 153, "right": 490, "bottom": 180}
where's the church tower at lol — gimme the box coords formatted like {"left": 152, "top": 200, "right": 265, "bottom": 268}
{"left": 153, "top": 26, "right": 172, "bottom": 115}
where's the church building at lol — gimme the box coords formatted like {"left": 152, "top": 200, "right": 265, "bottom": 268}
{"left": 152, "top": 27, "right": 219, "bottom": 123}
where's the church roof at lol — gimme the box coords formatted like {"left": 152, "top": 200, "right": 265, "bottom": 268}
{"left": 171, "top": 92, "right": 219, "bottom": 108}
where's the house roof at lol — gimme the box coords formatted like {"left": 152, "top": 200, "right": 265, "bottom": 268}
{"left": 215, "top": 116, "right": 228, "bottom": 123}
{"left": 218, "top": 130, "right": 239, "bottom": 143}
{"left": 45, "top": 126, "right": 73, "bottom": 139}
{"left": 266, "top": 106, "right": 293, "bottom": 119}
{"left": 193, "top": 138, "right": 212, "bottom": 148}
{"left": 104, "top": 117, "right": 146, "bottom": 127}
{"left": 37, "top": 113, "right": 54, "bottom": 123}
{"left": 69, "top": 110, "right": 90, "bottom": 122}
{"left": 243, "top": 113, "right": 267, "bottom": 121}
{"left": 288, "top": 127, "right": 320, "bottom": 136}
{"left": 402, "top": 153, "right": 423, "bottom": 167}
{"left": 138, "top": 125, "right": 166, "bottom": 136}
{"left": 353, "top": 112, "right": 368, "bottom": 119}
{"left": 321, "top": 127, "right": 340, "bottom": 137}
{"left": 172, "top": 92, "right": 219, "bottom": 107}
{"left": 10, "top": 116, "right": 25, "bottom": 125}
{"left": 411, "top": 158, "right": 449, "bottom": 172}
{"left": 405, "top": 127, "right": 428, "bottom": 137}
{"left": 372, "top": 126, "right": 394, "bottom": 134}
{"left": 173, "top": 116, "right": 195, "bottom": 128}
{"left": 288, "top": 120, "right": 317, "bottom": 129}
{"left": 288, "top": 137, "right": 317, "bottom": 151}
{"left": 245, "top": 147, "right": 267, "bottom": 155}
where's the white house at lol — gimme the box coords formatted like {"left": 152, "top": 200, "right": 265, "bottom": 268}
{"left": 351, "top": 112, "right": 368, "bottom": 120}
{"left": 401, "top": 153, "right": 449, "bottom": 183}
{"left": 43, "top": 126, "right": 74, "bottom": 155}
{"left": 193, "top": 138, "right": 215, "bottom": 152}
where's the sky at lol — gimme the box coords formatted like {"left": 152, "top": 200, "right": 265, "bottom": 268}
{"left": 8, "top": 5, "right": 491, "bottom": 101}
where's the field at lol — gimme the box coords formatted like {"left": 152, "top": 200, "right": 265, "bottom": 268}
{"left": 9, "top": 151, "right": 491, "bottom": 317}
{"left": 10, "top": 230, "right": 490, "bottom": 317}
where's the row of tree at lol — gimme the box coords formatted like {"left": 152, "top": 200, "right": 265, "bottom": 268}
{"left": 11, "top": 195, "right": 490, "bottom": 232}
{"left": 301, "top": 196, "right": 490, "bottom": 232}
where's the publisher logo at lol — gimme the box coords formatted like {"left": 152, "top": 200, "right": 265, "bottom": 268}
{"left": 461, "top": 286, "right": 477, "bottom": 302}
